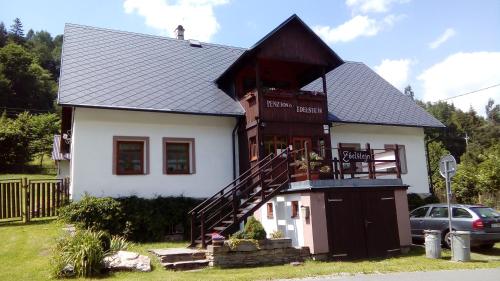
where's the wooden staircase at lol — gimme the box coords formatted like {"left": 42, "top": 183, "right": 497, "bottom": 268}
{"left": 189, "top": 148, "right": 296, "bottom": 248}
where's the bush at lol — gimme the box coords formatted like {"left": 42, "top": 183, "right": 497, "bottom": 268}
{"left": 58, "top": 194, "right": 124, "bottom": 235}
{"left": 51, "top": 229, "right": 108, "bottom": 278}
{"left": 243, "top": 216, "right": 266, "bottom": 240}
{"left": 117, "top": 196, "right": 202, "bottom": 242}
{"left": 270, "top": 230, "right": 285, "bottom": 239}
{"left": 59, "top": 194, "right": 202, "bottom": 242}
{"left": 407, "top": 193, "right": 425, "bottom": 211}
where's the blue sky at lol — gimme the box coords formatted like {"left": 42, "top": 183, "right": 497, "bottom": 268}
{"left": 2, "top": 0, "right": 499, "bottom": 115}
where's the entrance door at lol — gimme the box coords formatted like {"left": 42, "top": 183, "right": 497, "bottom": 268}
{"left": 326, "top": 188, "right": 400, "bottom": 259}
{"left": 292, "top": 137, "right": 312, "bottom": 158}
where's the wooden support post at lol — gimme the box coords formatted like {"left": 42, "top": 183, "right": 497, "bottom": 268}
{"left": 22, "top": 178, "right": 30, "bottom": 223}
{"left": 366, "top": 143, "right": 373, "bottom": 179}
{"left": 200, "top": 211, "right": 206, "bottom": 248}
{"left": 305, "top": 141, "right": 311, "bottom": 180}
{"left": 232, "top": 190, "right": 238, "bottom": 224}
{"left": 333, "top": 157, "right": 339, "bottom": 180}
{"left": 190, "top": 212, "right": 196, "bottom": 246}
{"left": 286, "top": 148, "right": 293, "bottom": 184}
{"left": 394, "top": 144, "right": 402, "bottom": 179}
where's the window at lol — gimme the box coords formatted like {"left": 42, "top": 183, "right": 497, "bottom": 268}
{"left": 470, "top": 207, "right": 500, "bottom": 219}
{"left": 267, "top": 203, "right": 274, "bottom": 219}
{"left": 249, "top": 137, "right": 258, "bottom": 161}
{"left": 163, "top": 138, "right": 195, "bottom": 175}
{"left": 291, "top": 201, "right": 299, "bottom": 218}
{"left": 429, "top": 207, "right": 448, "bottom": 218}
{"left": 384, "top": 144, "right": 407, "bottom": 174}
{"left": 113, "top": 136, "right": 149, "bottom": 175}
{"left": 453, "top": 208, "right": 472, "bottom": 218}
{"left": 264, "top": 136, "right": 288, "bottom": 156}
{"left": 410, "top": 207, "right": 429, "bottom": 218}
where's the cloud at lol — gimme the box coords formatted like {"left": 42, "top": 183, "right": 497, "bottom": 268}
{"left": 123, "top": 0, "right": 229, "bottom": 42}
{"left": 417, "top": 52, "right": 500, "bottom": 115}
{"left": 313, "top": 14, "right": 402, "bottom": 44}
{"left": 429, "top": 28, "right": 456, "bottom": 49}
{"left": 374, "top": 58, "right": 413, "bottom": 89}
{"left": 346, "top": 0, "right": 410, "bottom": 13}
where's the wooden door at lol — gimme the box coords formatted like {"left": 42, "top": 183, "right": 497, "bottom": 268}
{"left": 326, "top": 188, "right": 401, "bottom": 260}
{"left": 292, "top": 137, "right": 312, "bottom": 159}
{"left": 362, "top": 190, "right": 400, "bottom": 257}
{"left": 326, "top": 190, "right": 367, "bottom": 259}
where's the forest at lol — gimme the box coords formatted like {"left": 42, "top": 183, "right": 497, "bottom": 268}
{"left": 0, "top": 18, "right": 498, "bottom": 206}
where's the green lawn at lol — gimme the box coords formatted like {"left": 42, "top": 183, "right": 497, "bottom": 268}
{"left": 0, "top": 173, "right": 56, "bottom": 180}
{"left": 1, "top": 220, "right": 499, "bottom": 281}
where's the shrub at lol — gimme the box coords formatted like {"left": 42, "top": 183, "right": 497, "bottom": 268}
{"left": 424, "top": 193, "right": 440, "bottom": 204}
{"left": 58, "top": 194, "right": 124, "bottom": 235}
{"left": 407, "top": 193, "right": 425, "bottom": 211}
{"left": 117, "top": 196, "right": 202, "bottom": 242}
{"left": 51, "top": 229, "right": 108, "bottom": 278}
{"left": 243, "top": 216, "right": 266, "bottom": 240}
{"left": 270, "top": 230, "right": 285, "bottom": 239}
{"left": 109, "top": 236, "right": 130, "bottom": 253}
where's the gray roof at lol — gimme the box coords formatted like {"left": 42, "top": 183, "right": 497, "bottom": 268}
{"left": 58, "top": 24, "right": 245, "bottom": 116}
{"left": 305, "top": 62, "right": 445, "bottom": 127}
{"left": 58, "top": 24, "right": 443, "bottom": 128}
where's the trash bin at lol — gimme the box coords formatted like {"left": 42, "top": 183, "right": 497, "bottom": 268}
{"left": 424, "top": 230, "right": 441, "bottom": 259}
{"left": 451, "top": 231, "right": 471, "bottom": 262}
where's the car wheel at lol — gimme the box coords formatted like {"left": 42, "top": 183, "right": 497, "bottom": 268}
{"left": 479, "top": 243, "right": 494, "bottom": 250}
{"left": 443, "top": 231, "right": 452, "bottom": 248}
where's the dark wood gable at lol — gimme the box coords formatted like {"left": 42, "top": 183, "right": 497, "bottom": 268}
{"left": 257, "top": 18, "right": 340, "bottom": 68}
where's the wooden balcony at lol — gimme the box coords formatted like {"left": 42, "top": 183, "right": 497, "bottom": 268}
{"left": 289, "top": 143, "right": 403, "bottom": 182}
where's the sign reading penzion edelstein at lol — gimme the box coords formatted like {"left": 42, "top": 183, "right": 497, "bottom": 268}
{"left": 266, "top": 99, "right": 323, "bottom": 114}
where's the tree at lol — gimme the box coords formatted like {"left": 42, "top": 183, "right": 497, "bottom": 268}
{"left": 476, "top": 144, "right": 500, "bottom": 208}
{"left": 404, "top": 85, "right": 414, "bottom": 100}
{"left": 9, "top": 18, "right": 25, "bottom": 44}
{"left": 0, "top": 22, "right": 7, "bottom": 47}
{"left": 29, "top": 113, "right": 60, "bottom": 166}
{"left": 427, "top": 141, "right": 449, "bottom": 200}
{"left": 0, "top": 42, "right": 57, "bottom": 112}
{"left": 485, "top": 98, "right": 499, "bottom": 125}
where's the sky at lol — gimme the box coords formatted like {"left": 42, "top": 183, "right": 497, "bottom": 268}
{"left": 1, "top": 0, "right": 499, "bottom": 115}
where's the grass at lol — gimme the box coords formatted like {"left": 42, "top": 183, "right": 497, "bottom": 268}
{"left": 0, "top": 220, "right": 499, "bottom": 281}
{"left": 0, "top": 173, "right": 56, "bottom": 180}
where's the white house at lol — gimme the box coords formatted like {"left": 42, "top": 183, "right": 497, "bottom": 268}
{"left": 57, "top": 15, "right": 444, "bottom": 259}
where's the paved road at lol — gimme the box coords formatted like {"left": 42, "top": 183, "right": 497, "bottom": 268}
{"left": 280, "top": 268, "right": 500, "bottom": 281}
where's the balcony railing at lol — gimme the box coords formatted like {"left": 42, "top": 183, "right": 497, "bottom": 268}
{"left": 289, "top": 142, "right": 402, "bottom": 182}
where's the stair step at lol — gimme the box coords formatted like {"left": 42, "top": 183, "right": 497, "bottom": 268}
{"left": 221, "top": 220, "right": 234, "bottom": 224}
{"left": 213, "top": 226, "right": 226, "bottom": 231}
{"left": 149, "top": 248, "right": 206, "bottom": 263}
{"left": 162, "top": 259, "right": 209, "bottom": 271}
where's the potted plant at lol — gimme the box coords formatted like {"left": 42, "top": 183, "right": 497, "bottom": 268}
{"left": 295, "top": 152, "right": 326, "bottom": 180}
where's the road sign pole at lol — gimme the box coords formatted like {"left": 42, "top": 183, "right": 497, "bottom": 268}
{"left": 445, "top": 161, "right": 453, "bottom": 257}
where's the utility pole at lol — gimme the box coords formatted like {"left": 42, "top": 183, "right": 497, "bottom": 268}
{"left": 464, "top": 133, "right": 470, "bottom": 147}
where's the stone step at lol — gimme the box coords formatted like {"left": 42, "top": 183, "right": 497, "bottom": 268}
{"left": 149, "top": 248, "right": 206, "bottom": 263}
{"left": 161, "top": 259, "right": 209, "bottom": 271}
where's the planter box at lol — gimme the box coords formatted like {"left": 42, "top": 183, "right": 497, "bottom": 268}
{"left": 206, "top": 238, "right": 310, "bottom": 268}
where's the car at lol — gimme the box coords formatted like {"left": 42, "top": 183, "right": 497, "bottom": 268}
{"left": 409, "top": 203, "right": 500, "bottom": 249}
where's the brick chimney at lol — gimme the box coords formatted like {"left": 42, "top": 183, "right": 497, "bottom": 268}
{"left": 174, "top": 25, "right": 185, "bottom": 40}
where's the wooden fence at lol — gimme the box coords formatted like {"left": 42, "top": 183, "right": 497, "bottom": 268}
{"left": 0, "top": 178, "right": 70, "bottom": 222}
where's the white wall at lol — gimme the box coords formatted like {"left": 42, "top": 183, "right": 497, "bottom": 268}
{"left": 330, "top": 123, "right": 430, "bottom": 194}
{"left": 258, "top": 194, "right": 305, "bottom": 247}
{"left": 70, "top": 107, "right": 236, "bottom": 200}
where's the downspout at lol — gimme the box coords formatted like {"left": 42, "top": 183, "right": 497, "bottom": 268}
{"left": 232, "top": 118, "right": 240, "bottom": 179}
{"left": 424, "top": 140, "right": 434, "bottom": 195}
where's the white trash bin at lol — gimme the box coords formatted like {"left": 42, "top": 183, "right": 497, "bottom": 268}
{"left": 424, "top": 230, "right": 441, "bottom": 259}
{"left": 451, "top": 231, "right": 471, "bottom": 262}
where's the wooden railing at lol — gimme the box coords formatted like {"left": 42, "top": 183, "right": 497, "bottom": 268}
{"left": 0, "top": 178, "right": 70, "bottom": 222}
{"left": 189, "top": 148, "right": 305, "bottom": 248}
{"left": 290, "top": 143, "right": 402, "bottom": 181}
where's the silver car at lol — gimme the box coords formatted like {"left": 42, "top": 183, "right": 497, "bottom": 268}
{"left": 410, "top": 204, "right": 500, "bottom": 248}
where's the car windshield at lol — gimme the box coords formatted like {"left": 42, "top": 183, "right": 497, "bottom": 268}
{"left": 470, "top": 207, "right": 500, "bottom": 219}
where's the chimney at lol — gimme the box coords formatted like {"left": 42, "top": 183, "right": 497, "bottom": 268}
{"left": 174, "top": 25, "right": 185, "bottom": 40}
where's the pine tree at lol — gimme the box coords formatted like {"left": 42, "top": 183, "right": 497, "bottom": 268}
{"left": 404, "top": 85, "right": 414, "bottom": 100}
{"left": 0, "top": 22, "right": 7, "bottom": 47}
{"left": 9, "top": 18, "right": 25, "bottom": 44}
